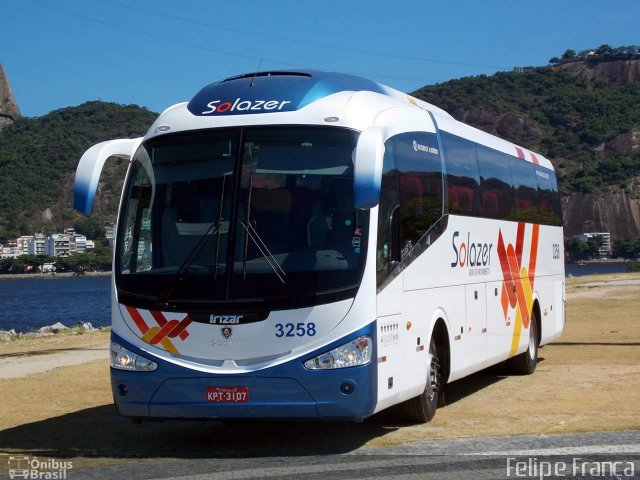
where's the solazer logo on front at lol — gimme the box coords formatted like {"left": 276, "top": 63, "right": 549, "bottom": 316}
{"left": 201, "top": 98, "right": 292, "bottom": 114}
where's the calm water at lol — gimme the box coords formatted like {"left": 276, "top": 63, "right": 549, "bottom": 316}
{"left": 564, "top": 262, "right": 629, "bottom": 277}
{"left": 0, "top": 276, "right": 111, "bottom": 332}
{"left": 0, "top": 262, "right": 632, "bottom": 332}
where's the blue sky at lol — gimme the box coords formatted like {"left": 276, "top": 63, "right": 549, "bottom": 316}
{"left": 2, "top": 0, "right": 640, "bottom": 117}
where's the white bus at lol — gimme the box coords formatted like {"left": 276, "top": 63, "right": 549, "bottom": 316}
{"left": 74, "top": 70, "right": 564, "bottom": 422}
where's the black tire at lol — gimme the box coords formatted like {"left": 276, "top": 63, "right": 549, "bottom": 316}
{"left": 396, "top": 337, "right": 443, "bottom": 423}
{"left": 511, "top": 309, "right": 539, "bottom": 375}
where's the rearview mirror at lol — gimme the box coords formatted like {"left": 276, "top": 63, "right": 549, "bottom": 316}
{"left": 73, "top": 138, "right": 143, "bottom": 216}
{"left": 353, "top": 127, "right": 385, "bottom": 210}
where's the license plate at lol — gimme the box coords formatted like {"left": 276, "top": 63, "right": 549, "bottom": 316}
{"left": 206, "top": 386, "right": 249, "bottom": 403}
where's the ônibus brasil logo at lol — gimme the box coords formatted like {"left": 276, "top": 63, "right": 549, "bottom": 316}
{"left": 201, "top": 98, "right": 292, "bottom": 115}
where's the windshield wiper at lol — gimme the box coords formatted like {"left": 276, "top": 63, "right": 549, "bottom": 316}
{"left": 241, "top": 220, "right": 287, "bottom": 285}
{"left": 158, "top": 220, "right": 222, "bottom": 308}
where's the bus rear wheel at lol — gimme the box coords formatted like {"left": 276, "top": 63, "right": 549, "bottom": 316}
{"left": 398, "top": 337, "right": 443, "bottom": 423}
{"left": 511, "top": 309, "right": 539, "bottom": 375}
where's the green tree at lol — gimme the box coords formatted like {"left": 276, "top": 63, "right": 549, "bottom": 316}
{"left": 74, "top": 217, "right": 106, "bottom": 241}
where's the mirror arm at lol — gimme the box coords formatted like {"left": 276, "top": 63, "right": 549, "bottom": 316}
{"left": 73, "top": 138, "right": 143, "bottom": 216}
{"left": 353, "top": 127, "right": 385, "bottom": 210}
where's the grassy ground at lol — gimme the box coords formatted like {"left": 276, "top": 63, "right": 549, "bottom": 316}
{"left": 0, "top": 328, "right": 110, "bottom": 356}
{"left": 0, "top": 273, "right": 638, "bottom": 465}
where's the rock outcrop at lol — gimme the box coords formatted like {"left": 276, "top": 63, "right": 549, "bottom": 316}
{"left": 563, "top": 187, "right": 640, "bottom": 238}
{"left": 450, "top": 107, "right": 544, "bottom": 146}
{"left": 553, "top": 59, "right": 640, "bottom": 86}
{"left": 0, "top": 64, "right": 21, "bottom": 129}
{"left": 606, "top": 129, "right": 640, "bottom": 156}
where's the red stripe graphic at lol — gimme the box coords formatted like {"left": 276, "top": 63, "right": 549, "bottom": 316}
{"left": 497, "top": 230, "right": 517, "bottom": 308}
{"left": 515, "top": 147, "right": 526, "bottom": 160}
{"left": 149, "top": 319, "right": 181, "bottom": 344}
{"left": 126, "top": 306, "right": 149, "bottom": 334}
{"left": 515, "top": 222, "right": 525, "bottom": 270}
{"left": 150, "top": 310, "right": 168, "bottom": 327}
{"left": 530, "top": 152, "right": 540, "bottom": 165}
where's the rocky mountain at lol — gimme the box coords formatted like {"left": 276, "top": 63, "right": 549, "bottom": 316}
{"left": 414, "top": 58, "right": 640, "bottom": 239}
{"left": 0, "top": 65, "right": 21, "bottom": 129}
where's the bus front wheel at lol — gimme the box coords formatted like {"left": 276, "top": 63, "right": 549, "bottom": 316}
{"left": 397, "top": 337, "right": 443, "bottom": 423}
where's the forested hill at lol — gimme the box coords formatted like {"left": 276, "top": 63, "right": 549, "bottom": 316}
{"left": 0, "top": 57, "right": 639, "bottom": 240}
{"left": 413, "top": 58, "right": 640, "bottom": 238}
{"left": 0, "top": 102, "right": 156, "bottom": 238}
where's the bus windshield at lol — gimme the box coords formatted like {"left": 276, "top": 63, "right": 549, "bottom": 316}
{"left": 115, "top": 126, "right": 368, "bottom": 310}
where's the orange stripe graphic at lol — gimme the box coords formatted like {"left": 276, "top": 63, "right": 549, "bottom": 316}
{"left": 497, "top": 223, "right": 540, "bottom": 357}
{"left": 515, "top": 222, "right": 525, "bottom": 269}
{"left": 528, "top": 224, "right": 540, "bottom": 290}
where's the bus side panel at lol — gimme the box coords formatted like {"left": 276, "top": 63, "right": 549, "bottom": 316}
{"left": 392, "top": 216, "right": 564, "bottom": 384}
{"left": 486, "top": 280, "right": 512, "bottom": 365}
{"left": 538, "top": 225, "right": 565, "bottom": 345}
{"left": 375, "top": 282, "right": 459, "bottom": 413}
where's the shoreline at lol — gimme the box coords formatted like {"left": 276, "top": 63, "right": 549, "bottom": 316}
{"left": 567, "top": 258, "right": 633, "bottom": 264}
{"left": 0, "top": 271, "right": 111, "bottom": 280}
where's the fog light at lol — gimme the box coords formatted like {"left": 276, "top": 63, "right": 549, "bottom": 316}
{"left": 340, "top": 382, "right": 354, "bottom": 395}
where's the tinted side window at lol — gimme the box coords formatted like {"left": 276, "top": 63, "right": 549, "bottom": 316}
{"left": 442, "top": 133, "right": 482, "bottom": 216}
{"left": 534, "top": 166, "right": 563, "bottom": 226}
{"left": 391, "top": 133, "right": 443, "bottom": 258}
{"left": 376, "top": 148, "right": 399, "bottom": 286}
{"left": 509, "top": 157, "right": 539, "bottom": 223}
{"left": 476, "top": 145, "right": 514, "bottom": 219}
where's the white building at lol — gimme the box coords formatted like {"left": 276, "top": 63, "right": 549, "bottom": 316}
{"left": 70, "top": 234, "right": 87, "bottom": 254}
{"left": 0, "top": 245, "right": 20, "bottom": 258}
{"left": 27, "top": 234, "right": 46, "bottom": 256}
{"left": 16, "top": 236, "right": 33, "bottom": 255}
{"left": 577, "top": 232, "right": 611, "bottom": 257}
{"left": 45, "top": 234, "right": 70, "bottom": 257}
{"left": 105, "top": 225, "right": 116, "bottom": 249}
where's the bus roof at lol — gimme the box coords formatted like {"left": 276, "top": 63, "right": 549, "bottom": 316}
{"left": 186, "top": 69, "right": 452, "bottom": 119}
{"left": 160, "top": 70, "right": 552, "bottom": 170}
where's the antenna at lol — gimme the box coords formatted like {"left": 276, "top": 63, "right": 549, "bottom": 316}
{"left": 250, "top": 58, "right": 263, "bottom": 87}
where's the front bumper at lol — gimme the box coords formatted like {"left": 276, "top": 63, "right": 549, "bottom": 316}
{"left": 110, "top": 322, "right": 377, "bottom": 421}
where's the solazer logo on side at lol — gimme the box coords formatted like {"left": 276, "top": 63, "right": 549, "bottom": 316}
{"left": 450, "top": 230, "right": 492, "bottom": 276}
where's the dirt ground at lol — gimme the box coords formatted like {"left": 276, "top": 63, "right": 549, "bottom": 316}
{"left": 0, "top": 272, "right": 638, "bottom": 463}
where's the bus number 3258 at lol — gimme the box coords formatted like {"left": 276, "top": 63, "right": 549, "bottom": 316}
{"left": 275, "top": 323, "right": 317, "bottom": 337}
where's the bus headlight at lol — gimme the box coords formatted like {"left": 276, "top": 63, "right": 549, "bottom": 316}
{"left": 304, "top": 335, "right": 372, "bottom": 370}
{"left": 110, "top": 342, "right": 157, "bottom": 371}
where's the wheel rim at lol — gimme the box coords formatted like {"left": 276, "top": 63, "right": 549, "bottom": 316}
{"left": 528, "top": 319, "right": 537, "bottom": 361}
{"left": 426, "top": 353, "right": 440, "bottom": 401}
